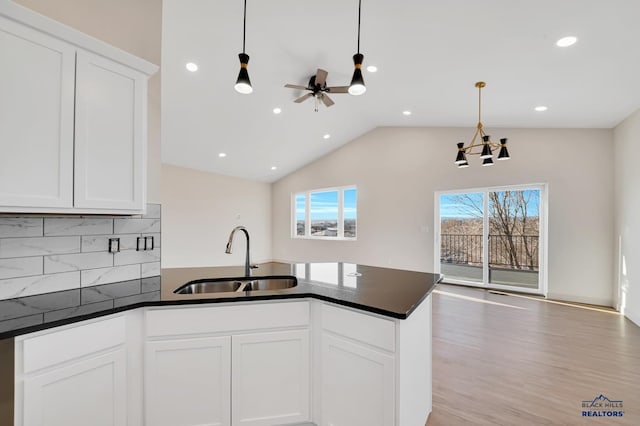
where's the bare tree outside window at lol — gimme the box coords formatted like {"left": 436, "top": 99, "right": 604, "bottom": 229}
{"left": 440, "top": 188, "right": 541, "bottom": 289}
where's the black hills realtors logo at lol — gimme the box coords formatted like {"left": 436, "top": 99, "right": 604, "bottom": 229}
{"left": 582, "top": 394, "right": 624, "bottom": 418}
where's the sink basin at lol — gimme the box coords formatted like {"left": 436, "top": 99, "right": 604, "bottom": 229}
{"left": 174, "top": 276, "right": 297, "bottom": 294}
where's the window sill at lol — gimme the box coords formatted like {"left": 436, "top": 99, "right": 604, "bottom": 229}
{"left": 292, "top": 236, "right": 357, "bottom": 241}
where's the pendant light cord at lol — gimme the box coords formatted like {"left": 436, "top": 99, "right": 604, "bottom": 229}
{"left": 356, "top": 0, "right": 361, "bottom": 53}
{"left": 242, "top": 0, "right": 247, "bottom": 53}
{"left": 478, "top": 84, "right": 482, "bottom": 124}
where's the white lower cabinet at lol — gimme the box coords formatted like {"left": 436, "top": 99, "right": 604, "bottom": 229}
{"left": 15, "top": 315, "right": 133, "bottom": 426}
{"left": 145, "top": 336, "right": 231, "bottom": 426}
{"left": 315, "top": 298, "right": 432, "bottom": 426}
{"left": 144, "top": 301, "right": 311, "bottom": 426}
{"left": 320, "top": 334, "right": 394, "bottom": 426}
{"left": 12, "top": 297, "right": 432, "bottom": 426}
{"left": 23, "top": 349, "right": 127, "bottom": 426}
{"left": 232, "top": 330, "right": 310, "bottom": 426}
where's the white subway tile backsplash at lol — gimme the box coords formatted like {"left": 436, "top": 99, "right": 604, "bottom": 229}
{"left": 44, "top": 252, "right": 113, "bottom": 274}
{"left": 0, "top": 257, "right": 43, "bottom": 279}
{"left": 114, "top": 218, "right": 160, "bottom": 234}
{"left": 44, "top": 218, "right": 113, "bottom": 236}
{"left": 0, "top": 236, "right": 80, "bottom": 259}
{"left": 114, "top": 248, "right": 160, "bottom": 266}
{"left": 81, "top": 264, "right": 141, "bottom": 287}
{"left": 0, "top": 218, "right": 43, "bottom": 238}
{"left": 0, "top": 204, "right": 160, "bottom": 298}
{"left": 81, "top": 234, "right": 139, "bottom": 253}
{"left": 0, "top": 271, "right": 79, "bottom": 301}
{"left": 141, "top": 262, "right": 160, "bottom": 278}
{"left": 142, "top": 204, "right": 161, "bottom": 219}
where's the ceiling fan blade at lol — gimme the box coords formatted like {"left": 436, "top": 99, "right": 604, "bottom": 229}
{"left": 326, "top": 86, "right": 350, "bottom": 94}
{"left": 285, "top": 84, "right": 309, "bottom": 90}
{"left": 321, "top": 93, "right": 335, "bottom": 107}
{"left": 315, "top": 69, "right": 328, "bottom": 86}
{"left": 294, "top": 93, "right": 313, "bottom": 103}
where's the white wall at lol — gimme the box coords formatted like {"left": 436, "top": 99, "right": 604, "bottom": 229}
{"left": 161, "top": 164, "right": 272, "bottom": 268}
{"left": 272, "top": 127, "right": 614, "bottom": 306}
{"left": 15, "top": 0, "right": 163, "bottom": 203}
{"left": 613, "top": 108, "right": 640, "bottom": 325}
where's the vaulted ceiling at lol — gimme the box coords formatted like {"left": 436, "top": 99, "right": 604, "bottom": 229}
{"left": 161, "top": 0, "right": 640, "bottom": 182}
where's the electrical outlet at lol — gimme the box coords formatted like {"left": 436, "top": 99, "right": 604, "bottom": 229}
{"left": 108, "top": 238, "right": 120, "bottom": 253}
{"left": 145, "top": 236, "right": 154, "bottom": 250}
{"left": 136, "top": 237, "right": 144, "bottom": 251}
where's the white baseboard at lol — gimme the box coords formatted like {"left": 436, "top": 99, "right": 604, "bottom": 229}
{"left": 625, "top": 308, "right": 640, "bottom": 327}
{"left": 546, "top": 292, "right": 613, "bottom": 308}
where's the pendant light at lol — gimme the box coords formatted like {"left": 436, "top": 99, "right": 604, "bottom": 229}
{"left": 454, "top": 82, "right": 510, "bottom": 167}
{"left": 348, "top": 0, "right": 366, "bottom": 96}
{"left": 234, "top": 0, "right": 252, "bottom": 94}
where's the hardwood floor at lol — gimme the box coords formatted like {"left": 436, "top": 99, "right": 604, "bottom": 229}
{"left": 427, "top": 284, "right": 640, "bottom": 425}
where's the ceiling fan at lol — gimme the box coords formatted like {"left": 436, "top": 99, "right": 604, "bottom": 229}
{"left": 284, "top": 69, "right": 349, "bottom": 111}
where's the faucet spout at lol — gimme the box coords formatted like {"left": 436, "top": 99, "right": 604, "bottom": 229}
{"left": 225, "top": 226, "right": 252, "bottom": 277}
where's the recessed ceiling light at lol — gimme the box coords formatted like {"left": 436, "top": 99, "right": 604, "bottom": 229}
{"left": 366, "top": 65, "right": 378, "bottom": 73}
{"left": 534, "top": 106, "right": 548, "bottom": 112}
{"left": 273, "top": 107, "right": 282, "bottom": 114}
{"left": 271, "top": 166, "right": 277, "bottom": 170}
{"left": 402, "top": 110, "right": 412, "bottom": 116}
{"left": 556, "top": 36, "right": 577, "bottom": 47}
{"left": 185, "top": 62, "right": 198, "bottom": 72}
{"left": 218, "top": 152, "right": 227, "bottom": 158}
{"left": 323, "top": 134, "right": 331, "bottom": 139}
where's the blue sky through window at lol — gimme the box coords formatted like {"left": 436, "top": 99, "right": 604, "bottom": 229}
{"left": 295, "top": 189, "right": 357, "bottom": 220}
{"left": 311, "top": 191, "right": 338, "bottom": 220}
{"left": 440, "top": 190, "right": 540, "bottom": 218}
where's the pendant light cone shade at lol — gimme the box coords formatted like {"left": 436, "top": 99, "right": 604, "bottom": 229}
{"left": 349, "top": 53, "right": 366, "bottom": 95}
{"left": 480, "top": 135, "right": 493, "bottom": 159}
{"left": 455, "top": 142, "right": 467, "bottom": 164}
{"left": 234, "top": 53, "right": 252, "bottom": 94}
{"left": 458, "top": 161, "right": 470, "bottom": 168}
{"left": 497, "top": 138, "right": 510, "bottom": 160}
{"left": 482, "top": 157, "right": 494, "bottom": 166}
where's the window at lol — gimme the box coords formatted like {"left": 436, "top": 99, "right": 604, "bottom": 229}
{"left": 435, "top": 184, "right": 547, "bottom": 295}
{"left": 292, "top": 186, "right": 357, "bottom": 239}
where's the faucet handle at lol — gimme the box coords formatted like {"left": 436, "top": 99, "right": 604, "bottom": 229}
{"left": 250, "top": 264, "right": 259, "bottom": 269}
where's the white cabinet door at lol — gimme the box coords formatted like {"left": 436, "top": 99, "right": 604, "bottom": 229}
{"left": 146, "top": 336, "right": 231, "bottom": 426}
{"left": 74, "top": 50, "right": 146, "bottom": 211}
{"left": 321, "top": 334, "right": 395, "bottom": 426}
{"left": 0, "top": 16, "right": 75, "bottom": 209}
{"left": 232, "top": 330, "right": 310, "bottom": 426}
{"left": 23, "top": 349, "right": 127, "bottom": 426}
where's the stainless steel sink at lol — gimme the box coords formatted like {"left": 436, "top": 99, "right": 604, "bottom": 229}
{"left": 174, "top": 276, "right": 297, "bottom": 294}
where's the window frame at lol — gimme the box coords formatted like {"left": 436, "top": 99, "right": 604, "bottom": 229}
{"left": 434, "top": 183, "right": 548, "bottom": 296}
{"left": 291, "top": 185, "right": 357, "bottom": 241}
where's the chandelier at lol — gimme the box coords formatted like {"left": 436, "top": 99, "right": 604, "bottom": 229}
{"left": 455, "top": 81, "right": 510, "bottom": 167}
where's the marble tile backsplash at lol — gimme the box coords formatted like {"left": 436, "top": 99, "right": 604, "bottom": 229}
{"left": 0, "top": 204, "right": 161, "bottom": 301}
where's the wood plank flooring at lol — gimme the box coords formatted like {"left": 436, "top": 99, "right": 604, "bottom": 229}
{"left": 427, "top": 284, "right": 640, "bottom": 425}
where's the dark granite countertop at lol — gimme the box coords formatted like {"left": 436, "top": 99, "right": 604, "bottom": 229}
{"left": 0, "top": 262, "right": 441, "bottom": 339}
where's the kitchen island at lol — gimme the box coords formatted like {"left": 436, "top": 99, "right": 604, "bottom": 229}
{"left": 0, "top": 262, "right": 440, "bottom": 426}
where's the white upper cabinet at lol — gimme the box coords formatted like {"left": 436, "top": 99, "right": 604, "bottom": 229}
{"left": 0, "top": 3, "right": 157, "bottom": 214}
{"left": 74, "top": 51, "right": 146, "bottom": 211}
{"left": 0, "top": 16, "right": 75, "bottom": 209}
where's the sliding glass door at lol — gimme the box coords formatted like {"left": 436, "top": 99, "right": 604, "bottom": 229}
{"left": 436, "top": 185, "right": 546, "bottom": 294}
